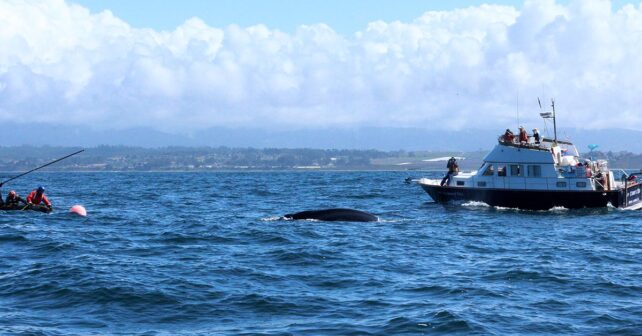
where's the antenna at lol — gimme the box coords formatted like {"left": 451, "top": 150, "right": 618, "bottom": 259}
{"left": 517, "top": 92, "right": 519, "bottom": 133}
{"left": 551, "top": 99, "right": 557, "bottom": 144}
{"left": 538, "top": 97, "right": 550, "bottom": 138}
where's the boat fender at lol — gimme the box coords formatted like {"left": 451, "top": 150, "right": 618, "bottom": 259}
{"left": 69, "top": 205, "right": 87, "bottom": 217}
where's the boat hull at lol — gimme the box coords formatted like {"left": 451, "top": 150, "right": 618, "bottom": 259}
{"left": 0, "top": 204, "right": 52, "bottom": 213}
{"left": 420, "top": 183, "right": 623, "bottom": 210}
{"left": 622, "top": 182, "right": 642, "bottom": 210}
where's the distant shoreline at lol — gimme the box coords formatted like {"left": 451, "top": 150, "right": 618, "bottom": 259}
{"left": 0, "top": 145, "right": 640, "bottom": 171}
{"left": 0, "top": 168, "right": 452, "bottom": 173}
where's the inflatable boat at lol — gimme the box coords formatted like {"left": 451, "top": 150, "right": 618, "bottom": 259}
{"left": 0, "top": 204, "right": 52, "bottom": 213}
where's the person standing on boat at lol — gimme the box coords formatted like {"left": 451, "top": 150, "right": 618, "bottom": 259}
{"left": 26, "top": 186, "right": 52, "bottom": 209}
{"left": 440, "top": 157, "right": 459, "bottom": 186}
{"left": 585, "top": 161, "right": 593, "bottom": 178}
{"left": 627, "top": 175, "right": 638, "bottom": 184}
{"left": 518, "top": 126, "right": 528, "bottom": 144}
{"left": 532, "top": 128, "right": 541, "bottom": 144}
{"left": 503, "top": 129, "right": 515, "bottom": 143}
{"left": 5, "top": 190, "right": 27, "bottom": 207}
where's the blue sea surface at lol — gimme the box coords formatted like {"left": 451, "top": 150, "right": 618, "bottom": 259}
{"left": 1, "top": 171, "right": 641, "bottom": 335}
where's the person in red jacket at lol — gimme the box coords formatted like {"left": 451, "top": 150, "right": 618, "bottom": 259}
{"left": 518, "top": 126, "right": 528, "bottom": 144}
{"left": 27, "top": 186, "right": 52, "bottom": 209}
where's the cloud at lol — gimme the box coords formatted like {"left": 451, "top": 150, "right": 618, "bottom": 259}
{"left": 1, "top": 0, "right": 642, "bottom": 132}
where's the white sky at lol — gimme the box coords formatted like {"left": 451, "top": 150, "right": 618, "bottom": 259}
{"left": 1, "top": 0, "right": 642, "bottom": 132}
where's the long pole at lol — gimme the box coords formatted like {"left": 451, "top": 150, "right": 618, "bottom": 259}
{"left": 0, "top": 149, "right": 84, "bottom": 186}
{"left": 552, "top": 99, "right": 558, "bottom": 143}
{"left": 517, "top": 92, "right": 519, "bottom": 133}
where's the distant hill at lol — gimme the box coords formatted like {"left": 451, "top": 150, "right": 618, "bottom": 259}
{"left": 0, "top": 146, "right": 481, "bottom": 172}
{"left": 0, "top": 146, "right": 640, "bottom": 172}
{"left": 4, "top": 122, "right": 642, "bottom": 153}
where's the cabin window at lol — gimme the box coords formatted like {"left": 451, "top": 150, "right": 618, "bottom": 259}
{"left": 528, "top": 165, "right": 542, "bottom": 177}
{"left": 556, "top": 182, "right": 567, "bottom": 188}
{"left": 477, "top": 181, "right": 487, "bottom": 187}
{"left": 510, "top": 165, "right": 522, "bottom": 176}
{"left": 576, "top": 182, "right": 587, "bottom": 188}
{"left": 456, "top": 181, "right": 465, "bottom": 186}
{"left": 498, "top": 166, "right": 507, "bottom": 177}
{"left": 483, "top": 164, "right": 494, "bottom": 176}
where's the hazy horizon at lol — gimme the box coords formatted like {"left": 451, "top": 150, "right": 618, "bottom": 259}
{"left": 4, "top": 122, "right": 642, "bottom": 153}
{"left": 3, "top": 0, "right": 642, "bottom": 142}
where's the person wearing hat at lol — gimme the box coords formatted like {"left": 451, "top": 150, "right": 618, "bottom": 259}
{"left": 5, "top": 190, "right": 27, "bottom": 207}
{"left": 532, "top": 128, "right": 541, "bottom": 144}
{"left": 26, "top": 186, "right": 52, "bottom": 209}
{"left": 503, "top": 129, "right": 515, "bottom": 143}
{"left": 518, "top": 126, "right": 528, "bottom": 144}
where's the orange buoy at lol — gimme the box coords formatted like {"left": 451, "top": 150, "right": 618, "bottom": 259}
{"left": 69, "top": 205, "right": 87, "bottom": 217}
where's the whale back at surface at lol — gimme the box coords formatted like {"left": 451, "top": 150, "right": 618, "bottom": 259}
{"left": 284, "top": 208, "right": 377, "bottom": 222}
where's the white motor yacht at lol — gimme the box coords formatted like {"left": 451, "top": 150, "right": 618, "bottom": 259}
{"left": 418, "top": 102, "right": 642, "bottom": 210}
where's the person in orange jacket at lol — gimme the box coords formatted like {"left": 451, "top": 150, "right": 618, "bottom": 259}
{"left": 518, "top": 126, "right": 528, "bottom": 144}
{"left": 27, "top": 186, "right": 52, "bottom": 209}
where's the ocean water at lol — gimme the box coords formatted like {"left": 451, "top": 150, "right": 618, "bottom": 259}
{"left": 1, "top": 171, "right": 641, "bottom": 335}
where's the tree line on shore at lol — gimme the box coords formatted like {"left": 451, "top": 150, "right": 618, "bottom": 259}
{"left": 0, "top": 145, "right": 640, "bottom": 171}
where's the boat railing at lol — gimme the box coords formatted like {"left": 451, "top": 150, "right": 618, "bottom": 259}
{"left": 611, "top": 169, "right": 642, "bottom": 186}
{"left": 612, "top": 168, "right": 632, "bottom": 182}
{"left": 559, "top": 165, "right": 594, "bottom": 178}
{"left": 541, "top": 137, "right": 574, "bottom": 146}
{"left": 593, "top": 178, "right": 605, "bottom": 191}
{"left": 497, "top": 135, "right": 550, "bottom": 151}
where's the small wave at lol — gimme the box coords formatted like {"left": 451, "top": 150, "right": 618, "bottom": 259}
{"left": 251, "top": 189, "right": 278, "bottom": 197}
{"left": 519, "top": 320, "right": 576, "bottom": 334}
{"left": 18, "top": 284, "right": 183, "bottom": 316}
{"left": 88, "top": 286, "right": 183, "bottom": 308}
{"left": 483, "top": 269, "right": 569, "bottom": 284}
{"left": 383, "top": 312, "right": 476, "bottom": 334}
{"left": 586, "top": 313, "right": 628, "bottom": 325}
{"left": 530, "top": 298, "right": 572, "bottom": 310}
{"left": 429, "top": 310, "right": 477, "bottom": 332}
{"left": 0, "top": 234, "right": 28, "bottom": 243}
{"left": 30, "top": 241, "right": 76, "bottom": 254}
{"left": 595, "top": 278, "right": 642, "bottom": 297}
{"left": 357, "top": 298, "right": 392, "bottom": 308}
{"left": 153, "top": 232, "right": 236, "bottom": 245}
{"left": 260, "top": 216, "right": 283, "bottom": 221}
{"left": 221, "top": 293, "right": 303, "bottom": 315}
{"left": 344, "top": 193, "right": 384, "bottom": 199}
{"left": 267, "top": 247, "right": 337, "bottom": 265}
{"left": 384, "top": 317, "right": 435, "bottom": 334}
{"left": 402, "top": 284, "right": 451, "bottom": 295}
{"left": 377, "top": 218, "right": 403, "bottom": 223}
{"left": 462, "top": 201, "right": 491, "bottom": 207}
{"left": 460, "top": 202, "right": 576, "bottom": 212}
{"left": 245, "top": 229, "right": 293, "bottom": 244}
{"left": 301, "top": 218, "right": 321, "bottom": 222}
{"left": 307, "top": 277, "right": 361, "bottom": 289}
{"left": 257, "top": 235, "right": 292, "bottom": 244}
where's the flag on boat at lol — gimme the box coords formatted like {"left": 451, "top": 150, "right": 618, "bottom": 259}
{"left": 540, "top": 112, "right": 553, "bottom": 118}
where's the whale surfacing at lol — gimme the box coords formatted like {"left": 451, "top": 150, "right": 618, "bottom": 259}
{"left": 283, "top": 208, "right": 377, "bottom": 222}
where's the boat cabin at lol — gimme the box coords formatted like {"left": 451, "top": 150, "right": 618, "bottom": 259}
{"left": 447, "top": 135, "right": 616, "bottom": 192}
